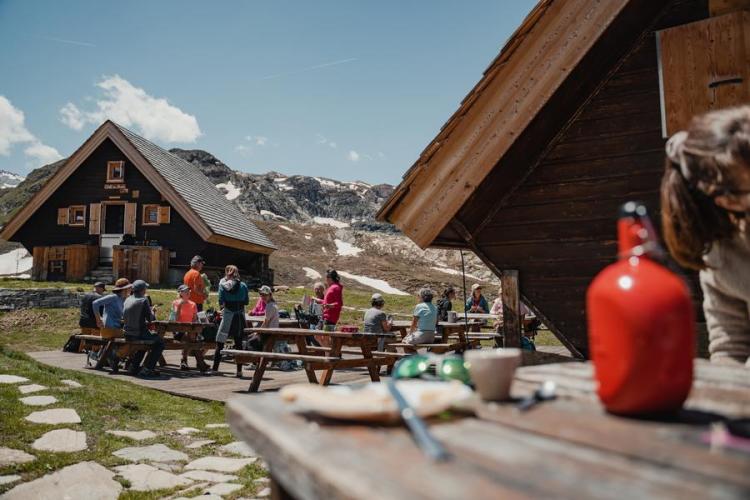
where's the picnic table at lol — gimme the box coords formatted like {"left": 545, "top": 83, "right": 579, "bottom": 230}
{"left": 225, "top": 327, "right": 396, "bottom": 392}
{"left": 388, "top": 319, "right": 487, "bottom": 352}
{"left": 227, "top": 359, "right": 750, "bottom": 499}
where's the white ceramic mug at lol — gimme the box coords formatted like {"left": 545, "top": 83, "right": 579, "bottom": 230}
{"left": 447, "top": 311, "right": 458, "bottom": 323}
{"left": 465, "top": 348, "right": 521, "bottom": 401}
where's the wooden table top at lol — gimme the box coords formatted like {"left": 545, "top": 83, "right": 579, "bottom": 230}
{"left": 246, "top": 315, "right": 300, "bottom": 326}
{"left": 245, "top": 327, "right": 397, "bottom": 339}
{"left": 390, "top": 320, "right": 483, "bottom": 328}
{"left": 227, "top": 359, "right": 750, "bottom": 500}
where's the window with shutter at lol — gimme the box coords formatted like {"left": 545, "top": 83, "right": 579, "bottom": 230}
{"left": 68, "top": 205, "right": 86, "bottom": 227}
{"left": 142, "top": 205, "right": 160, "bottom": 226}
{"left": 107, "top": 161, "right": 125, "bottom": 183}
{"left": 124, "top": 203, "right": 137, "bottom": 235}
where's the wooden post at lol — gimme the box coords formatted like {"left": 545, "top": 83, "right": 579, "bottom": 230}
{"left": 501, "top": 270, "right": 521, "bottom": 348}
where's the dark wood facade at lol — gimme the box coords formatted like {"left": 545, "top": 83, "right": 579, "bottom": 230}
{"left": 379, "top": 0, "right": 743, "bottom": 358}
{"left": 6, "top": 132, "right": 273, "bottom": 285}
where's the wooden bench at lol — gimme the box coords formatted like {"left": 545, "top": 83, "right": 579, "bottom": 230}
{"left": 386, "top": 342, "right": 463, "bottom": 354}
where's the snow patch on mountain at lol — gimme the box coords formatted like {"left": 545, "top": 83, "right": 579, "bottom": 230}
{"left": 338, "top": 271, "right": 409, "bottom": 296}
{"left": 0, "top": 248, "right": 33, "bottom": 276}
{"left": 216, "top": 180, "right": 241, "bottom": 200}
{"left": 313, "top": 217, "right": 350, "bottom": 229}
{"left": 334, "top": 239, "right": 364, "bottom": 257}
{"left": 0, "top": 170, "right": 25, "bottom": 189}
{"left": 303, "top": 267, "right": 322, "bottom": 280}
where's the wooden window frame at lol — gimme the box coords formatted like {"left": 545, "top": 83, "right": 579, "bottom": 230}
{"left": 142, "top": 204, "right": 160, "bottom": 226}
{"left": 68, "top": 205, "right": 86, "bottom": 227}
{"left": 106, "top": 161, "right": 125, "bottom": 183}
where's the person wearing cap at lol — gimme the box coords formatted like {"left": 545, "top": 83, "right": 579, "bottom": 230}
{"left": 172, "top": 284, "right": 209, "bottom": 373}
{"left": 92, "top": 278, "right": 132, "bottom": 329}
{"left": 465, "top": 283, "right": 489, "bottom": 314}
{"left": 364, "top": 293, "right": 393, "bottom": 351}
{"left": 123, "top": 280, "right": 164, "bottom": 377}
{"left": 80, "top": 282, "right": 106, "bottom": 332}
{"left": 404, "top": 287, "right": 438, "bottom": 345}
{"left": 184, "top": 256, "right": 207, "bottom": 311}
{"left": 213, "top": 265, "right": 249, "bottom": 374}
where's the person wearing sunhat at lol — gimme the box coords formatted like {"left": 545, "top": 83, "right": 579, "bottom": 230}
{"left": 123, "top": 280, "right": 164, "bottom": 378}
{"left": 213, "top": 265, "right": 250, "bottom": 374}
{"left": 465, "top": 283, "right": 489, "bottom": 314}
{"left": 79, "top": 281, "right": 106, "bottom": 332}
{"left": 92, "top": 278, "right": 132, "bottom": 329}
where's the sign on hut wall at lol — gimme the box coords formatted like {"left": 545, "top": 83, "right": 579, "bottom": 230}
{"left": 657, "top": 11, "right": 750, "bottom": 136}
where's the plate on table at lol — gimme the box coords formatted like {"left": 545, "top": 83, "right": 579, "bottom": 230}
{"left": 280, "top": 380, "right": 473, "bottom": 423}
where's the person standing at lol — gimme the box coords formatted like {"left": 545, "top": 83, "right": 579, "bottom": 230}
{"left": 213, "top": 265, "right": 249, "bottom": 375}
{"left": 465, "top": 284, "right": 489, "bottom": 313}
{"left": 184, "top": 255, "right": 207, "bottom": 312}
{"left": 405, "top": 287, "right": 438, "bottom": 345}
{"left": 314, "top": 269, "right": 343, "bottom": 330}
{"left": 93, "top": 278, "right": 132, "bottom": 329}
{"left": 123, "top": 280, "right": 164, "bottom": 378}
{"left": 80, "top": 282, "right": 106, "bottom": 333}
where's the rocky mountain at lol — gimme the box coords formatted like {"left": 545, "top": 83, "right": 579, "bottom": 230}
{"left": 0, "top": 170, "right": 25, "bottom": 190}
{"left": 0, "top": 160, "right": 66, "bottom": 224}
{"left": 169, "top": 149, "right": 396, "bottom": 232}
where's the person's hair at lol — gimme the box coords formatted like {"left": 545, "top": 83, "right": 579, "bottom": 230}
{"left": 661, "top": 105, "right": 749, "bottom": 270}
{"left": 441, "top": 286, "right": 455, "bottom": 299}
{"left": 419, "top": 287, "right": 434, "bottom": 303}
{"left": 372, "top": 296, "right": 385, "bottom": 307}
{"left": 326, "top": 269, "right": 340, "bottom": 283}
{"left": 313, "top": 281, "right": 325, "bottom": 292}
{"left": 225, "top": 264, "right": 240, "bottom": 279}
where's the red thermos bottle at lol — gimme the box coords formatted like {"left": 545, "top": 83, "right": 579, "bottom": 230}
{"left": 587, "top": 202, "right": 694, "bottom": 415}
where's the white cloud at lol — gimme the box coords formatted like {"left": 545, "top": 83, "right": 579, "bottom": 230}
{"left": 246, "top": 135, "right": 268, "bottom": 146}
{"left": 59, "top": 74, "right": 201, "bottom": 143}
{"left": 0, "top": 95, "right": 62, "bottom": 168}
{"left": 348, "top": 150, "right": 360, "bottom": 162}
{"left": 329, "top": 142, "right": 337, "bottom": 149}
{"left": 316, "top": 133, "right": 337, "bottom": 149}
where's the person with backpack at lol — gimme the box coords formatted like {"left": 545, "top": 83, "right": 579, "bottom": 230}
{"left": 213, "top": 265, "right": 249, "bottom": 375}
{"left": 79, "top": 282, "right": 106, "bottom": 332}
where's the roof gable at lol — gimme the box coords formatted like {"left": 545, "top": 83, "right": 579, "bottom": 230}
{"left": 1, "top": 121, "right": 275, "bottom": 254}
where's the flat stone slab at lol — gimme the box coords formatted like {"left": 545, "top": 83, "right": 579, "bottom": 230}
{"left": 32, "top": 429, "right": 88, "bottom": 452}
{"left": 151, "top": 462, "right": 182, "bottom": 472}
{"left": 114, "top": 464, "right": 192, "bottom": 491}
{"left": 0, "top": 475, "right": 22, "bottom": 485}
{"left": 1, "top": 461, "right": 121, "bottom": 500}
{"left": 184, "top": 456, "right": 256, "bottom": 473}
{"left": 25, "top": 408, "right": 81, "bottom": 424}
{"left": 256, "top": 486, "right": 272, "bottom": 497}
{"left": 173, "top": 495, "right": 221, "bottom": 500}
{"left": 220, "top": 441, "right": 256, "bottom": 457}
{"left": 113, "top": 443, "right": 188, "bottom": 463}
{"left": 180, "top": 470, "right": 239, "bottom": 483}
{"left": 19, "top": 395, "right": 58, "bottom": 406}
{"left": 205, "top": 482, "right": 243, "bottom": 496}
{"left": 18, "top": 384, "right": 47, "bottom": 394}
{"left": 106, "top": 429, "right": 157, "bottom": 441}
{"left": 0, "top": 447, "right": 35, "bottom": 466}
{"left": 60, "top": 379, "right": 82, "bottom": 388}
{"left": 0, "top": 375, "right": 29, "bottom": 384}
{"left": 186, "top": 439, "right": 215, "bottom": 449}
{"left": 254, "top": 477, "right": 270, "bottom": 485}
{"left": 176, "top": 427, "right": 200, "bottom": 435}
{"left": 205, "top": 423, "right": 229, "bottom": 429}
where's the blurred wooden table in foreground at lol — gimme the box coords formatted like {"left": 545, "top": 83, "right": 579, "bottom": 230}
{"left": 228, "top": 359, "right": 750, "bottom": 500}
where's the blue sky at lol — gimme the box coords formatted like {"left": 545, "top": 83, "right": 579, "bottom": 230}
{"left": 0, "top": 0, "right": 536, "bottom": 184}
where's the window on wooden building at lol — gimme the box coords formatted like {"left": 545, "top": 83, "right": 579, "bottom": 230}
{"left": 68, "top": 205, "right": 86, "bottom": 226}
{"left": 142, "top": 204, "right": 160, "bottom": 226}
{"left": 107, "top": 161, "right": 125, "bottom": 183}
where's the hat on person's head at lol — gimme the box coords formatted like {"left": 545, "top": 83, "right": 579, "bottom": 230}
{"left": 371, "top": 293, "right": 383, "bottom": 302}
{"left": 94, "top": 281, "right": 107, "bottom": 290}
{"left": 112, "top": 278, "right": 132, "bottom": 291}
{"left": 258, "top": 285, "right": 272, "bottom": 295}
{"left": 177, "top": 284, "right": 190, "bottom": 294}
{"left": 132, "top": 280, "right": 149, "bottom": 292}
{"left": 471, "top": 283, "right": 482, "bottom": 292}
{"left": 190, "top": 255, "right": 205, "bottom": 266}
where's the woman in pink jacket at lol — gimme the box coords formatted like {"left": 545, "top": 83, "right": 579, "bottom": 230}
{"left": 314, "top": 269, "right": 343, "bottom": 329}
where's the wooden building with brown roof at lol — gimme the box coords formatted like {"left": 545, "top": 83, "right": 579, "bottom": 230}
{"left": 0, "top": 121, "right": 276, "bottom": 285}
{"left": 378, "top": 0, "right": 750, "bottom": 357}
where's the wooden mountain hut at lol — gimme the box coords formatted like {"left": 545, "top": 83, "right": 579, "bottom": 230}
{"left": 0, "top": 121, "right": 276, "bottom": 285}
{"left": 378, "top": 0, "right": 750, "bottom": 358}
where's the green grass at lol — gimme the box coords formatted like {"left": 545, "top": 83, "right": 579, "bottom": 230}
{"left": 0, "top": 347, "right": 267, "bottom": 498}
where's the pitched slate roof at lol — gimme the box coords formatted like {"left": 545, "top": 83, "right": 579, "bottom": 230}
{"left": 115, "top": 123, "right": 276, "bottom": 251}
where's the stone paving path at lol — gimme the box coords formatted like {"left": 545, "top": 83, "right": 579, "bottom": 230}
{"left": 1, "top": 372, "right": 266, "bottom": 499}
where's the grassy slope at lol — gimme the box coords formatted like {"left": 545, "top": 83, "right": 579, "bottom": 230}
{"left": 0, "top": 348, "right": 267, "bottom": 499}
